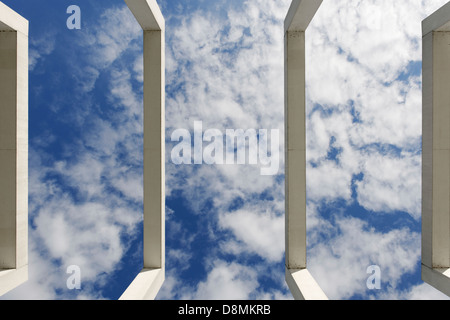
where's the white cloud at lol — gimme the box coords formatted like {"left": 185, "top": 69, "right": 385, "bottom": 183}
{"left": 157, "top": 260, "right": 264, "bottom": 300}
{"left": 165, "top": 0, "right": 286, "bottom": 133}
{"left": 79, "top": 6, "right": 141, "bottom": 68}
{"left": 218, "top": 208, "right": 284, "bottom": 262}
{"left": 309, "top": 216, "right": 421, "bottom": 299}
{"left": 356, "top": 152, "right": 421, "bottom": 218}
{"left": 33, "top": 200, "right": 132, "bottom": 280}
{"left": 301, "top": 0, "right": 437, "bottom": 220}
{"left": 29, "top": 32, "right": 56, "bottom": 71}
{"left": 190, "top": 261, "right": 260, "bottom": 300}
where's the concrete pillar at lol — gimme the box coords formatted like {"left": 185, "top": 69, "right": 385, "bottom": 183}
{"left": 0, "top": 1, "right": 28, "bottom": 297}
{"left": 422, "top": 1, "right": 450, "bottom": 297}
{"left": 120, "top": 0, "right": 165, "bottom": 300}
{"left": 143, "top": 29, "right": 165, "bottom": 271}
{"left": 285, "top": 29, "right": 307, "bottom": 270}
{"left": 284, "top": 0, "right": 327, "bottom": 300}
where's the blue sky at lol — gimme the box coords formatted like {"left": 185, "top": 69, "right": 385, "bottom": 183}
{"left": 1, "top": 0, "right": 450, "bottom": 300}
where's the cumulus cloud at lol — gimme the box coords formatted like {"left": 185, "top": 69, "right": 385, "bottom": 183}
{"left": 218, "top": 208, "right": 284, "bottom": 262}
{"left": 158, "top": 259, "right": 291, "bottom": 300}
{"left": 356, "top": 152, "right": 421, "bottom": 218}
{"left": 4, "top": 0, "right": 450, "bottom": 301}
{"left": 165, "top": 0, "right": 286, "bottom": 133}
{"left": 190, "top": 261, "right": 260, "bottom": 300}
{"left": 309, "top": 216, "right": 421, "bottom": 299}
{"left": 303, "top": 0, "right": 443, "bottom": 219}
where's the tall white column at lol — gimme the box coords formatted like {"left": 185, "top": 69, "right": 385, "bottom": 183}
{"left": 0, "top": 1, "right": 29, "bottom": 297}
{"left": 284, "top": 0, "right": 327, "bottom": 300}
{"left": 120, "top": 0, "right": 165, "bottom": 300}
{"left": 422, "top": 1, "right": 450, "bottom": 297}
